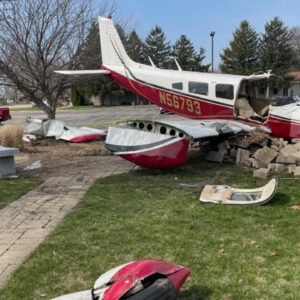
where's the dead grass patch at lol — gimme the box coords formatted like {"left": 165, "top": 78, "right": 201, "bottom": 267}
{"left": 0, "top": 123, "right": 24, "bottom": 149}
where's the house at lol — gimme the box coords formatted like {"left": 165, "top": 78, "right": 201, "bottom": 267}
{"left": 286, "top": 71, "right": 300, "bottom": 97}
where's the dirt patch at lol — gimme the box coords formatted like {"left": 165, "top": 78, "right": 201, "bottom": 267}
{"left": 15, "top": 139, "right": 109, "bottom": 178}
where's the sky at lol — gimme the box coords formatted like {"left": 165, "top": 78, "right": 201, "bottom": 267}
{"left": 112, "top": 0, "right": 300, "bottom": 68}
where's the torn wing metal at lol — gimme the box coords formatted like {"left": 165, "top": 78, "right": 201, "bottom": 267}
{"left": 126, "top": 118, "right": 271, "bottom": 141}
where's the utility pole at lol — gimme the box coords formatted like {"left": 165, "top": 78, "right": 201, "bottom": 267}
{"left": 210, "top": 31, "right": 215, "bottom": 72}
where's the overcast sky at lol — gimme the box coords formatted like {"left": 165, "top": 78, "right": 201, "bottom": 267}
{"left": 114, "top": 0, "right": 300, "bottom": 68}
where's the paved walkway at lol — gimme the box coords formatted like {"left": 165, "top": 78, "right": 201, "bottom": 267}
{"left": 0, "top": 156, "right": 135, "bottom": 288}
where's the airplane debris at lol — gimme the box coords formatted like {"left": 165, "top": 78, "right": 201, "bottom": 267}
{"left": 23, "top": 160, "right": 41, "bottom": 170}
{"left": 50, "top": 259, "right": 190, "bottom": 300}
{"left": 199, "top": 178, "right": 277, "bottom": 205}
{"left": 23, "top": 117, "right": 106, "bottom": 143}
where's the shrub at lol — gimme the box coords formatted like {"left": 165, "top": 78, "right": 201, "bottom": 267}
{"left": 70, "top": 87, "right": 85, "bottom": 106}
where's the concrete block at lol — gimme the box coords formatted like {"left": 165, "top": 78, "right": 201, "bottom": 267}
{"left": 253, "top": 168, "right": 271, "bottom": 179}
{"left": 230, "top": 149, "right": 237, "bottom": 158}
{"left": 270, "top": 144, "right": 280, "bottom": 152}
{"left": 253, "top": 159, "right": 268, "bottom": 169}
{"left": 280, "top": 144, "right": 300, "bottom": 156}
{"left": 279, "top": 138, "right": 288, "bottom": 149}
{"left": 288, "top": 165, "right": 297, "bottom": 174}
{"left": 294, "top": 166, "right": 300, "bottom": 176}
{"left": 236, "top": 148, "right": 250, "bottom": 164}
{"left": 276, "top": 155, "right": 296, "bottom": 164}
{"left": 268, "top": 163, "right": 276, "bottom": 172}
{"left": 254, "top": 146, "right": 278, "bottom": 164}
{"left": 245, "top": 158, "right": 255, "bottom": 168}
{"left": 206, "top": 151, "right": 225, "bottom": 163}
{"left": 218, "top": 140, "right": 230, "bottom": 151}
{"left": 274, "top": 164, "right": 286, "bottom": 172}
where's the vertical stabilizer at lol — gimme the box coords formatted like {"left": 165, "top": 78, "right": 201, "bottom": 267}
{"left": 99, "top": 16, "right": 135, "bottom": 68}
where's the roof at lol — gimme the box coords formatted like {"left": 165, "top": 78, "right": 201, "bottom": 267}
{"left": 286, "top": 71, "right": 300, "bottom": 81}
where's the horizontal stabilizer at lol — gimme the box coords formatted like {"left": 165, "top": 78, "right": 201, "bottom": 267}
{"left": 55, "top": 70, "right": 110, "bottom": 75}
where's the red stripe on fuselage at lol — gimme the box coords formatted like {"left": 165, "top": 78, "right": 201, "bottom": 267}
{"left": 102, "top": 66, "right": 234, "bottom": 120}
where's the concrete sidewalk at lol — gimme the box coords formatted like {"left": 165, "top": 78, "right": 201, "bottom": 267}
{"left": 0, "top": 156, "right": 135, "bottom": 288}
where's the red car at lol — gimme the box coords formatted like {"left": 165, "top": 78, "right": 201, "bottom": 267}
{"left": 0, "top": 107, "right": 11, "bottom": 123}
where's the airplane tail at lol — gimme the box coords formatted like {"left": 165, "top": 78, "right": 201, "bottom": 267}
{"left": 98, "top": 16, "right": 136, "bottom": 68}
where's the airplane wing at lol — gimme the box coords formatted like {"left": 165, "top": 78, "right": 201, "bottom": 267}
{"left": 105, "top": 118, "right": 270, "bottom": 169}
{"left": 55, "top": 70, "right": 110, "bottom": 75}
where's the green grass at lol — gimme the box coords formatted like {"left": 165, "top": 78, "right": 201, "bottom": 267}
{"left": 0, "top": 177, "right": 42, "bottom": 210}
{"left": 0, "top": 160, "right": 299, "bottom": 300}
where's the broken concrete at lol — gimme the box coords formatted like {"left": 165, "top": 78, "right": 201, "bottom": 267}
{"left": 253, "top": 159, "right": 268, "bottom": 169}
{"left": 276, "top": 155, "right": 296, "bottom": 165}
{"left": 254, "top": 146, "right": 278, "bottom": 164}
{"left": 280, "top": 144, "right": 300, "bottom": 156}
{"left": 236, "top": 149, "right": 250, "bottom": 164}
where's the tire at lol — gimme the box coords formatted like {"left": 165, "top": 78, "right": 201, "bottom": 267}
{"left": 124, "top": 278, "right": 177, "bottom": 300}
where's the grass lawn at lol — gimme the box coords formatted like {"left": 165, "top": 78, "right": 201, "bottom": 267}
{"left": 0, "top": 159, "right": 299, "bottom": 299}
{"left": 0, "top": 177, "right": 42, "bottom": 210}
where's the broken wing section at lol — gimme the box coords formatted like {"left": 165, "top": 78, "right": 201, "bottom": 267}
{"left": 105, "top": 118, "right": 270, "bottom": 169}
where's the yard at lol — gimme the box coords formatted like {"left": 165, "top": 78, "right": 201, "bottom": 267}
{"left": 0, "top": 159, "right": 299, "bottom": 300}
{"left": 0, "top": 177, "right": 42, "bottom": 210}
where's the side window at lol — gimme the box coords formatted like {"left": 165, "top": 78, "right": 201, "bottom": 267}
{"left": 172, "top": 82, "right": 183, "bottom": 90}
{"left": 188, "top": 82, "right": 208, "bottom": 95}
{"left": 216, "top": 84, "right": 234, "bottom": 100}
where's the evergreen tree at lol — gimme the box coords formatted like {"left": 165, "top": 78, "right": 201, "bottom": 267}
{"left": 220, "top": 20, "right": 260, "bottom": 75}
{"left": 76, "top": 21, "right": 128, "bottom": 101}
{"left": 171, "top": 35, "right": 209, "bottom": 71}
{"left": 192, "top": 47, "right": 210, "bottom": 72}
{"left": 144, "top": 25, "right": 171, "bottom": 68}
{"left": 126, "top": 30, "right": 147, "bottom": 63}
{"left": 172, "top": 35, "right": 196, "bottom": 70}
{"left": 260, "top": 17, "right": 294, "bottom": 78}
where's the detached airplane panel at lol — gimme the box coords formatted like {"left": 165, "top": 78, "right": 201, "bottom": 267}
{"left": 51, "top": 259, "right": 190, "bottom": 300}
{"left": 106, "top": 126, "right": 189, "bottom": 168}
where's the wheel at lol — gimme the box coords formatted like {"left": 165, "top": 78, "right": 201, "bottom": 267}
{"left": 123, "top": 277, "right": 177, "bottom": 300}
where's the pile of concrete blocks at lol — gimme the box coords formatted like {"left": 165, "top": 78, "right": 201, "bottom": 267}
{"left": 205, "top": 135, "right": 300, "bottom": 179}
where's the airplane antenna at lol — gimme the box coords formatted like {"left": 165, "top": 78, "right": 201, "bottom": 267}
{"left": 174, "top": 58, "right": 182, "bottom": 71}
{"left": 148, "top": 56, "right": 156, "bottom": 68}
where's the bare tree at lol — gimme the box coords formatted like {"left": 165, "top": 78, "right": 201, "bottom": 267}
{"left": 290, "top": 26, "right": 300, "bottom": 70}
{"left": 0, "top": 0, "right": 93, "bottom": 119}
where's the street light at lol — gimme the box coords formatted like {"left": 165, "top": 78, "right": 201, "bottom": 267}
{"left": 210, "top": 31, "right": 215, "bottom": 73}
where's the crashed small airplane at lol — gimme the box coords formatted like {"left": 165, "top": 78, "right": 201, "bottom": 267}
{"left": 56, "top": 16, "right": 300, "bottom": 168}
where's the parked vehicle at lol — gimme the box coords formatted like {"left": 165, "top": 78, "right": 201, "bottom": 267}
{"left": 0, "top": 107, "right": 11, "bottom": 124}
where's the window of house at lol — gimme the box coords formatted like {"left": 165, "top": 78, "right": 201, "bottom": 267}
{"left": 172, "top": 82, "right": 183, "bottom": 90}
{"left": 259, "top": 87, "right": 265, "bottom": 95}
{"left": 283, "top": 87, "right": 288, "bottom": 96}
{"left": 216, "top": 84, "right": 234, "bottom": 100}
{"left": 273, "top": 88, "right": 278, "bottom": 95}
{"left": 188, "top": 81, "right": 208, "bottom": 95}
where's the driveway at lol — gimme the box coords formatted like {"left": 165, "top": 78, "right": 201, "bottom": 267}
{"left": 8, "top": 105, "right": 161, "bottom": 127}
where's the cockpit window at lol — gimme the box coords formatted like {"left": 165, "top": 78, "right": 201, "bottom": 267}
{"left": 216, "top": 84, "right": 234, "bottom": 100}
{"left": 188, "top": 82, "right": 208, "bottom": 95}
{"left": 172, "top": 82, "right": 183, "bottom": 90}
